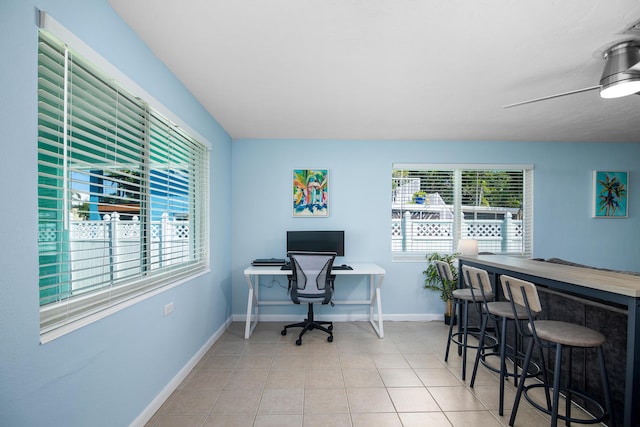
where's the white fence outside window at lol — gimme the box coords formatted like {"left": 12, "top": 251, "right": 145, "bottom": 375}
{"left": 43, "top": 212, "right": 192, "bottom": 293}
{"left": 392, "top": 211, "right": 523, "bottom": 254}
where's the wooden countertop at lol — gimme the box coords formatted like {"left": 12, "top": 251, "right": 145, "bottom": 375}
{"left": 459, "top": 255, "right": 640, "bottom": 298}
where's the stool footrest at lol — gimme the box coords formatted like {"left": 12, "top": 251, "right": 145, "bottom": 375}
{"left": 450, "top": 331, "right": 498, "bottom": 351}
{"left": 479, "top": 349, "right": 543, "bottom": 379}
{"left": 523, "top": 383, "right": 608, "bottom": 425}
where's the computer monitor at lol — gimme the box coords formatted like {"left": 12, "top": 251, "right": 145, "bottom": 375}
{"left": 286, "top": 230, "right": 345, "bottom": 257}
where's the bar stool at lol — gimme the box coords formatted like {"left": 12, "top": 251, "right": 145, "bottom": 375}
{"left": 437, "top": 260, "right": 496, "bottom": 381}
{"left": 501, "top": 275, "right": 616, "bottom": 427}
{"left": 463, "top": 265, "right": 543, "bottom": 416}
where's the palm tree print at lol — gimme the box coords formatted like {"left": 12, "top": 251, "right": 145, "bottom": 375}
{"left": 597, "top": 173, "right": 627, "bottom": 217}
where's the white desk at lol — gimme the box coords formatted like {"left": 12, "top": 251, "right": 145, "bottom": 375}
{"left": 243, "top": 263, "right": 386, "bottom": 339}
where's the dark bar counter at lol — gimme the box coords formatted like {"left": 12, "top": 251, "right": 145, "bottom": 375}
{"left": 458, "top": 255, "right": 640, "bottom": 427}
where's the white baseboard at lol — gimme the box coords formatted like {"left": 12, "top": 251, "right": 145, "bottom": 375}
{"left": 129, "top": 316, "right": 233, "bottom": 427}
{"left": 231, "top": 313, "right": 443, "bottom": 322}
{"left": 383, "top": 313, "right": 443, "bottom": 322}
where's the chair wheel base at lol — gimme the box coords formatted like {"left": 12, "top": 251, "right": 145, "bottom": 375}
{"left": 281, "top": 303, "right": 333, "bottom": 345}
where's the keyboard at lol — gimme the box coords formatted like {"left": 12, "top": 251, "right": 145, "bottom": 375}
{"left": 252, "top": 258, "right": 286, "bottom": 266}
{"left": 280, "top": 263, "right": 352, "bottom": 271}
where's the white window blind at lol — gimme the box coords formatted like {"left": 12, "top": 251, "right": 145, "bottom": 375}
{"left": 392, "top": 164, "right": 533, "bottom": 259}
{"left": 37, "top": 31, "right": 209, "bottom": 339}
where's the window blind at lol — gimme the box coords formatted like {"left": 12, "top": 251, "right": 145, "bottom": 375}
{"left": 392, "top": 164, "right": 533, "bottom": 258}
{"left": 37, "top": 31, "right": 209, "bottom": 339}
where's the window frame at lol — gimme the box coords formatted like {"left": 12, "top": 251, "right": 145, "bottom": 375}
{"left": 392, "top": 163, "right": 533, "bottom": 261}
{"left": 37, "top": 13, "right": 211, "bottom": 342}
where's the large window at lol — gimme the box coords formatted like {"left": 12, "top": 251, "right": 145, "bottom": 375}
{"left": 392, "top": 164, "right": 533, "bottom": 259}
{"left": 37, "top": 31, "right": 209, "bottom": 339}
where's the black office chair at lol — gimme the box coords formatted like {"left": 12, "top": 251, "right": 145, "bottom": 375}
{"left": 281, "top": 251, "right": 336, "bottom": 345}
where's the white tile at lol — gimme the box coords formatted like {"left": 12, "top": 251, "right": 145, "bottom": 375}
{"left": 378, "top": 368, "right": 422, "bottom": 387}
{"left": 428, "top": 386, "right": 487, "bottom": 412}
{"left": 254, "top": 414, "right": 303, "bottom": 427}
{"left": 259, "top": 389, "right": 304, "bottom": 414}
{"left": 444, "top": 410, "right": 502, "bottom": 427}
{"left": 399, "top": 412, "right": 453, "bottom": 427}
{"left": 149, "top": 321, "right": 565, "bottom": 427}
{"left": 346, "top": 388, "right": 395, "bottom": 413}
{"left": 351, "top": 413, "right": 402, "bottom": 427}
{"left": 304, "top": 388, "right": 350, "bottom": 414}
{"left": 387, "top": 387, "right": 440, "bottom": 412}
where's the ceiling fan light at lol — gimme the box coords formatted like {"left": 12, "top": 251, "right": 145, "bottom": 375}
{"left": 600, "top": 79, "right": 640, "bottom": 98}
{"left": 599, "top": 42, "right": 640, "bottom": 98}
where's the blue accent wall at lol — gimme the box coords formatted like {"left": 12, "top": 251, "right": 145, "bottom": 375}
{"left": 231, "top": 139, "right": 640, "bottom": 318}
{"left": 0, "top": 0, "right": 232, "bottom": 426}
{"left": 1, "top": 0, "right": 639, "bottom": 425}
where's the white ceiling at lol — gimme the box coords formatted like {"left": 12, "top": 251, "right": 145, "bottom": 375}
{"left": 109, "top": 0, "right": 640, "bottom": 142}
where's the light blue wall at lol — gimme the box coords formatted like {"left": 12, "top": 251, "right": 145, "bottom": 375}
{"left": 2, "top": 0, "right": 639, "bottom": 424}
{"left": 231, "top": 139, "right": 640, "bottom": 318}
{"left": 0, "top": 1, "right": 232, "bottom": 426}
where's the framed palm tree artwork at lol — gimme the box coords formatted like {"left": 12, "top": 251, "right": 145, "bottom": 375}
{"left": 593, "top": 171, "right": 628, "bottom": 218}
{"left": 293, "top": 169, "right": 329, "bottom": 217}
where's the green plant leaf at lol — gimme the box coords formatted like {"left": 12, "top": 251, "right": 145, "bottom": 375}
{"left": 423, "top": 252, "right": 460, "bottom": 302}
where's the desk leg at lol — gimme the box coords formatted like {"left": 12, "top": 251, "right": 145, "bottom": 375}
{"left": 368, "top": 274, "right": 385, "bottom": 338}
{"left": 244, "top": 274, "right": 260, "bottom": 339}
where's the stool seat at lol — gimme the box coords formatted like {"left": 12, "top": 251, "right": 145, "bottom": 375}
{"left": 501, "top": 275, "right": 616, "bottom": 427}
{"left": 532, "top": 320, "right": 606, "bottom": 348}
{"left": 468, "top": 271, "right": 542, "bottom": 417}
{"left": 486, "top": 301, "right": 527, "bottom": 319}
{"left": 439, "top": 260, "right": 497, "bottom": 382}
{"left": 452, "top": 288, "right": 494, "bottom": 301}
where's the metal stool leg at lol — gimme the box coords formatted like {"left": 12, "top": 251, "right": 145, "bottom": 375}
{"left": 444, "top": 298, "right": 459, "bottom": 362}
{"left": 461, "top": 300, "right": 469, "bottom": 380}
{"left": 470, "top": 307, "right": 490, "bottom": 388}
{"left": 509, "top": 337, "right": 535, "bottom": 427}
{"left": 498, "top": 316, "right": 508, "bottom": 416}
{"left": 599, "top": 346, "right": 616, "bottom": 427}
{"left": 551, "top": 343, "right": 563, "bottom": 427}
{"left": 565, "top": 347, "right": 574, "bottom": 427}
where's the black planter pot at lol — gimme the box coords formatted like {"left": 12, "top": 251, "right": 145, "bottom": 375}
{"left": 444, "top": 313, "right": 457, "bottom": 325}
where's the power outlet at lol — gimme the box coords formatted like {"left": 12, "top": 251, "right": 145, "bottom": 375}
{"left": 163, "top": 302, "right": 174, "bottom": 317}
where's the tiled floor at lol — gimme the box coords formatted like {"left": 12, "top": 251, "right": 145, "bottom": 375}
{"left": 145, "top": 321, "right": 575, "bottom": 427}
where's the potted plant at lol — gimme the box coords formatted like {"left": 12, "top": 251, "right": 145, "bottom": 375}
{"left": 423, "top": 252, "right": 460, "bottom": 324}
{"left": 412, "top": 190, "right": 427, "bottom": 204}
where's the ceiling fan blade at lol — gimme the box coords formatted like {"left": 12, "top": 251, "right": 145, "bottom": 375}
{"left": 502, "top": 85, "right": 602, "bottom": 108}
